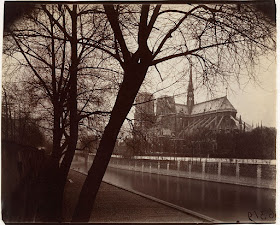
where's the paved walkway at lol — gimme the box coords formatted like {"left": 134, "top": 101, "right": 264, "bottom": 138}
{"left": 63, "top": 169, "right": 204, "bottom": 223}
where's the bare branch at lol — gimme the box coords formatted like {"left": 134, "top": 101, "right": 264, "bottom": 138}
{"left": 103, "top": 5, "right": 131, "bottom": 63}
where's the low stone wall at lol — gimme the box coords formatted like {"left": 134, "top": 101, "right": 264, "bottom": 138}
{"left": 2, "top": 141, "right": 46, "bottom": 192}
{"left": 107, "top": 155, "right": 276, "bottom": 189}
{"left": 2, "top": 141, "right": 46, "bottom": 222}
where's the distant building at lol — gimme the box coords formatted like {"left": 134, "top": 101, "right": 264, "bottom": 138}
{"left": 133, "top": 67, "right": 252, "bottom": 155}
{"left": 134, "top": 92, "right": 155, "bottom": 130}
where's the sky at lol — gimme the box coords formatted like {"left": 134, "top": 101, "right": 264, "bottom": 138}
{"left": 192, "top": 55, "right": 277, "bottom": 128}
{"left": 136, "top": 54, "right": 277, "bottom": 128}
{"left": 228, "top": 56, "right": 276, "bottom": 128}
{"left": 1, "top": 3, "right": 277, "bottom": 130}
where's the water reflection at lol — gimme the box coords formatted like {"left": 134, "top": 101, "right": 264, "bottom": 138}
{"left": 103, "top": 167, "right": 275, "bottom": 223}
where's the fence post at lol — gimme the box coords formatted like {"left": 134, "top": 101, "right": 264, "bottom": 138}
{"left": 158, "top": 161, "right": 160, "bottom": 174}
{"left": 142, "top": 161, "right": 144, "bottom": 172}
{"left": 149, "top": 161, "right": 152, "bottom": 173}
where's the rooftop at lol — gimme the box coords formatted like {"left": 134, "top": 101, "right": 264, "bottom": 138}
{"left": 175, "top": 96, "right": 237, "bottom": 115}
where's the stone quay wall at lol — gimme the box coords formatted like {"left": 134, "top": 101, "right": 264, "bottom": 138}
{"left": 73, "top": 152, "right": 276, "bottom": 189}
{"left": 107, "top": 155, "right": 276, "bottom": 189}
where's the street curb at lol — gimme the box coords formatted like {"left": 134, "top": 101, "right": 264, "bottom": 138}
{"left": 71, "top": 168, "right": 220, "bottom": 223}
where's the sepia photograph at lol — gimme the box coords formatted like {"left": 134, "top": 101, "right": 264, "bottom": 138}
{"left": 1, "top": 1, "right": 276, "bottom": 223}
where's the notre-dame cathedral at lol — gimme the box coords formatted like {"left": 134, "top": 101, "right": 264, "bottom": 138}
{"left": 133, "top": 68, "right": 252, "bottom": 155}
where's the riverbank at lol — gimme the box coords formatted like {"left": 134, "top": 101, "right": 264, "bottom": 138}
{"left": 71, "top": 159, "right": 275, "bottom": 223}
{"left": 74, "top": 154, "right": 276, "bottom": 189}
{"left": 108, "top": 156, "right": 276, "bottom": 189}
{"left": 63, "top": 169, "right": 210, "bottom": 222}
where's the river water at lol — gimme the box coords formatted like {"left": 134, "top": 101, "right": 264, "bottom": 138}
{"left": 103, "top": 167, "right": 275, "bottom": 223}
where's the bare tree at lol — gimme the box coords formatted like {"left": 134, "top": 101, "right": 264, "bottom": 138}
{"left": 3, "top": 2, "right": 275, "bottom": 222}
{"left": 1, "top": 81, "right": 46, "bottom": 146}
{"left": 3, "top": 4, "right": 115, "bottom": 220}
{"left": 71, "top": 4, "right": 275, "bottom": 221}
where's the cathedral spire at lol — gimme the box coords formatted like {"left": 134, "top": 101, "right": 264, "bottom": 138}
{"left": 187, "top": 64, "right": 194, "bottom": 114}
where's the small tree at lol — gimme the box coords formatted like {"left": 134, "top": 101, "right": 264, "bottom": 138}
{"left": 1, "top": 83, "right": 45, "bottom": 147}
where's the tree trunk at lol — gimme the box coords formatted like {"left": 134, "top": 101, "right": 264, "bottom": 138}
{"left": 55, "top": 5, "right": 80, "bottom": 221}
{"left": 35, "top": 100, "right": 63, "bottom": 221}
{"left": 3, "top": 90, "right": 9, "bottom": 140}
{"left": 36, "top": 5, "right": 79, "bottom": 222}
{"left": 72, "top": 64, "right": 148, "bottom": 222}
{"left": 35, "top": 156, "right": 61, "bottom": 221}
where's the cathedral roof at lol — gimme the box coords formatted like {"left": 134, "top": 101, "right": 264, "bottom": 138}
{"left": 175, "top": 96, "right": 237, "bottom": 115}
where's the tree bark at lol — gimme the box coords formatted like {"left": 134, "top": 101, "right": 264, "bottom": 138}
{"left": 72, "top": 64, "right": 148, "bottom": 222}
{"left": 56, "top": 4, "right": 80, "bottom": 220}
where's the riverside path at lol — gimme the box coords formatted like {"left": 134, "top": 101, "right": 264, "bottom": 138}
{"left": 63, "top": 170, "right": 212, "bottom": 222}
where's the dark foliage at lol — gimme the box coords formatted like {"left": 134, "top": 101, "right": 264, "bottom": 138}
{"left": 234, "top": 127, "right": 276, "bottom": 159}
{"left": 1, "top": 114, "right": 45, "bottom": 148}
{"left": 119, "top": 127, "right": 276, "bottom": 160}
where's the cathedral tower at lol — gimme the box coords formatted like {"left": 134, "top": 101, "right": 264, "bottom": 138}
{"left": 187, "top": 64, "right": 194, "bottom": 114}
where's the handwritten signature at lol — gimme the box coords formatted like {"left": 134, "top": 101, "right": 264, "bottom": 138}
{"left": 248, "top": 209, "right": 276, "bottom": 222}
